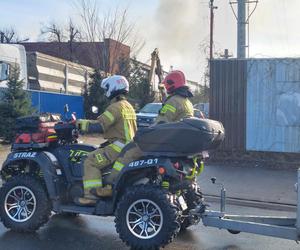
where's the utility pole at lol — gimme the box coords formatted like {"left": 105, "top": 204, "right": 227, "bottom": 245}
{"left": 220, "top": 49, "right": 233, "bottom": 59}
{"left": 209, "top": 0, "right": 218, "bottom": 60}
{"left": 237, "top": 0, "right": 246, "bottom": 58}
{"left": 230, "top": 0, "right": 258, "bottom": 58}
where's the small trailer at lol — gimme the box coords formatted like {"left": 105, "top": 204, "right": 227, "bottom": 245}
{"left": 192, "top": 169, "right": 300, "bottom": 241}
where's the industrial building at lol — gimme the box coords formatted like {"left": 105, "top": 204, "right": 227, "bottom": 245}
{"left": 22, "top": 40, "right": 200, "bottom": 94}
{"left": 0, "top": 39, "right": 201, "bottom": 118}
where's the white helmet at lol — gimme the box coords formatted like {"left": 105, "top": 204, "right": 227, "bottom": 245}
{"left": 100, "top": 75, "right": 129, "bottom": 98}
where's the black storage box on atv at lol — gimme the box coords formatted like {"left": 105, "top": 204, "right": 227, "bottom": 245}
{"left": 134, "top": 118, "right": 225, "bottom": 156}
{"left": 15, "top": 116, "right": 41, "bottom": 132}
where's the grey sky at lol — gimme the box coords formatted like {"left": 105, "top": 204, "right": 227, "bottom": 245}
{"left": 1, "top": 0, "right": 299, "bottom": 83}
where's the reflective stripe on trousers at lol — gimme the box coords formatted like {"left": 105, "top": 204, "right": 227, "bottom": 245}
{"left": 83, "top": 179, "right": 103, "bottom": 189}
{"left": 113, "top": 161, "right": 125, "bottom": 171}
{"left": 109, "top": 140, "right": 125, "bottom": 153}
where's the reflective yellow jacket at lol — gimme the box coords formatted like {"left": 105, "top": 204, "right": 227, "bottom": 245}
{"left": 156, "top": 94, "right": 194, "bottom": 123}
{"left": 97, "top": 96, "right": 137, "bottom": 144}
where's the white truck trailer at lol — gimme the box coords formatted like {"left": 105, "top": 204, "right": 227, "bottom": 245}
{"left": 0, "top": 43, "right": 93, "bottom": 94}
{"left": 0, "top": 44, "right": 27, "bottom": 88}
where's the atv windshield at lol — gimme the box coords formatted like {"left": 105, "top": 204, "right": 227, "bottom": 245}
{"left": 139, "top": 103, "right": 162, "bottom": 114}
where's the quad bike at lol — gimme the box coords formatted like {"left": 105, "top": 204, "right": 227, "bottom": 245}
{"left": 0, "top": 107, "right": 224, "bottom": 250}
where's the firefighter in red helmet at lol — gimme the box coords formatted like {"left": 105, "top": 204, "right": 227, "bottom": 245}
{"left": 105, "top": 70, "right": 195, "bottom": 186}
{"left": 156, "top": 70, "right": 194, "bottom": 123}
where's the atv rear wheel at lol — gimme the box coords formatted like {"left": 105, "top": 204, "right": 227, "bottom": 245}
{"left": 0, "top": 175, "right": 51, "bottom": 232}
{"left": 115, "top": 185, "right": 180, "bottom": 250}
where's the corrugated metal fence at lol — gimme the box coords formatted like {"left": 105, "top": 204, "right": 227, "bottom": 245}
{"left": 210, "top": 58, "right": 300, "bottom": 153}
{"left": 0, "top": 88, "right": 84, "bottom": 118}
{"left": 246, "top": 59, "right": 300, "bottom": 153}
{"left": 210, "top": 59, "right": 247, "bottom": 151}
{"left": 30, "top": 90, "right": 84, "bottom": 119}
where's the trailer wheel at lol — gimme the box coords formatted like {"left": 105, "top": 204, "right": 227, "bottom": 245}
{"left": 115, "top": 185, "right": 180, "bottom": 250}
{"left": 0, "top": 175, "right": 51, "bottom": 232}
{"left": 228, "top": 229, "right": 241, "bottom": 234}
{"left": 58, "top": 212, "right": 79, "bottom": 218}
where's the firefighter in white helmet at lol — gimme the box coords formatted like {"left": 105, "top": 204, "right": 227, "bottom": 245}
{"left": 75, "top": 75, "right": 137, "bottom": 206}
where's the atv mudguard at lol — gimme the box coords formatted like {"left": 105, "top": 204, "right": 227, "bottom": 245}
{"left": 111, "top": 157, "right": 178, "bottom": 209}
{"left": 1, "top": 151, "right": 59, "bottom": 199}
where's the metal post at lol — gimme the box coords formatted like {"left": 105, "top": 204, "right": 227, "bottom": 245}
{"left": 65, "top": 64, "right": 68, "bottom": 94}
{"left": 224, "top": 49, "right": 229, "bottom": 59}
{"left": 209, "top": 0, "right": 214, "bottom": 60}
{"left": 237, "top": 0, "right": 246, "bottom": 58}
{"left": 220, "top": 49, "right": 233, "bottom": 59}
{"left": 221, "top": 186, "right": 226, "bottom": 212}
{"left": 209, "top": 0, "right": 217, "bottom": 60}
{"left": 297, "top": 168, "right": 300, "bottom": 235}
{"left": 247, "top": 0, "right": 250, "bottom": 57}
{"left": 84, "top": 69, "right": 88, "bottom": 86}
{"left": 38, "top": 91, "right": 41, "bottom": 114}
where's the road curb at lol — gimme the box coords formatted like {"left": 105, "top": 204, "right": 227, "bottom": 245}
{"left": 204, "top": 195, "right": 297, "bottom": 212}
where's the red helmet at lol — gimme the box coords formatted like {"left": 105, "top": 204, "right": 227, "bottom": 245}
{"left": 162, "top": 70, "right": 186, "bottom": 94}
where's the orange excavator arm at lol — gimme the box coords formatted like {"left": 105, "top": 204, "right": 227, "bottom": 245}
{"left": 149, "top": 48, "right": 166, "bottom": 102}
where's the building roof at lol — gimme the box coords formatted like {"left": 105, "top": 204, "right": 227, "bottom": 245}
{"left": 21, "top": 39, "right": 130, "bottom": 73}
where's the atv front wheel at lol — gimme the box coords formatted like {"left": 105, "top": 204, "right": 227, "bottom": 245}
{"left": 0, "top": 175, "right": 51, "bottom": 232}
{"left": 115, "top": 185, "right": 180, "bottom": 250}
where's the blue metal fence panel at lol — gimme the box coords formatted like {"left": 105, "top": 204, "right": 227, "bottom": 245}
{"left": 246, "top": 58, "right": 300, "bottom": 153}
{"left": 29, "top": 90, "right": 84, "bottom": 118}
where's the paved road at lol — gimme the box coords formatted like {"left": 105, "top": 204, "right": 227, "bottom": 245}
{"left": 0, "top": 137, "right": 299, "bottom": 249}
{"left": 0, "top": 146, "right": 9, "bottom": 166}
{"left": 0, "top": 203, "right": 297, "bottom": 250}
{"left": 198, "top": 164, "right": 297, "bottom": 205}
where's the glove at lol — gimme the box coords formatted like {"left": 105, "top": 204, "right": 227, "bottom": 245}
{"left": 76, "top": 119, "right": 90, "bottom": 133}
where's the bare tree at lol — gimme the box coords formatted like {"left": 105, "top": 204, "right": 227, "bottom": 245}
{"left": 40, "top": 22, "right": 65, "bottom": 43}
{"left": 199, "top": 38, "right": 210, "bottom": 87}
{"left": 68, "top": 19, "right": 81, "bottom": 43}
{"left": 199, "top": 38, "right": 223, "bottom": 87}
{"left": 67, "top": 19, "right": 82, "bottom": 61}
{"left": 41, "top": 20, "right": 81, "bottom": 43}
{"left": 0, "top": 28, "right": 29, "bottom": 43}
{"left": 74, "top": 0, "right": 145, "bottom": 75}
{"left": 40, "top": 19, "right": 82, "bottom": 61}
{"left": 76, "top": 0, "right": 99, "bottom": 42}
